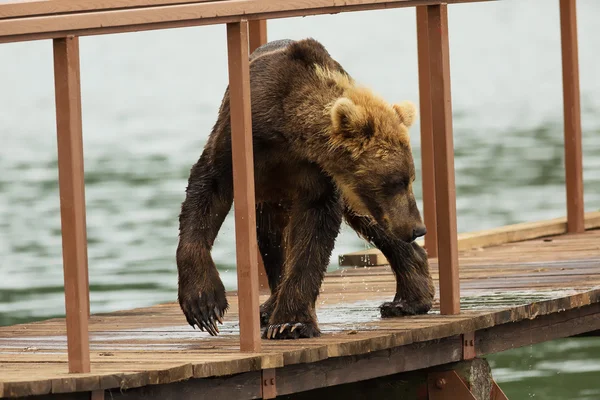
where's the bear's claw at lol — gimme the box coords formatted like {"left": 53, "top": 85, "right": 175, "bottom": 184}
{"left": 263, "top": 322, "right": 319, "bottom": 340}
{"left": 181, "top": 288, "right": 228, "bottom": 336}
{"left": 187, "top": 305, "right": 223, "bottom": 336}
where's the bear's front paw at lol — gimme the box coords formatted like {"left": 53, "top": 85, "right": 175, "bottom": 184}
{"left": 263, "top": 321, "right": 321, "bottom": 340}
{"left": 179, "top": 283, "right": 228, "bottom": 336}
{"left": 379, "top": 300, "right": 431, "bottom": 318}
{"left": 259, "top": 299, "right": 275, "bottom": 328}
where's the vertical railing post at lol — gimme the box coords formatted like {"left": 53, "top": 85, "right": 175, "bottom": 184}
{"left": 416, "top": 6, "right": 438, "bottom": 258}
{"left": 226, "top": 19, "right": 262, "bottom": 352}
{"left": 248, "top": 20, "right": 267, "bottom": 53}
{"left": 427, "top": 4, "right": 460, "bottom": 315}
{"left": 247, "top": 19, "right": 271, "bottom": 292}
{"left": 559, "top": 0, "right": 585, "bottom": 233}
{"left": 53, "top": 36, "right": 91, "bottom": 373}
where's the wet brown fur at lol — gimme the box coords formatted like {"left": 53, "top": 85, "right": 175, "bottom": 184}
{"left": 177, "top": 38, "right": 434, "bottom": 340}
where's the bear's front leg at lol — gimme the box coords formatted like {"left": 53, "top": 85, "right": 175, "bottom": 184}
{"left": 377, "top": 242, "right": 434, "bottom": 318}
{"left": 264, "top": 192, "right": 343, "bottom": 340}
{"left": 344, "top": 210, "right": 434, "bottom": 317}
{"left": 177, "top": 152, "right": 233, "bottom": 336}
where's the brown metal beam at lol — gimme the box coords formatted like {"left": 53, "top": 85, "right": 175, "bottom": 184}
{"left": 427, "top": 370, "right": 477, "bottom": 399}
{"left": 226, "top": 19, "right": 261, "bottom": 353}
{"left": 426, "top": 4, "right": 460, "bottom": 315}
{"left": 52, "top": 36, "right": 91, "bottom": 374}
{"left": 559, "top": 0, "right": 585, "bottom": 233}
{"left": 416, "top": 5, "right": 437, "bottom": 257}
{"left": 491, "top": 381, "right": 509, "bottom": 400}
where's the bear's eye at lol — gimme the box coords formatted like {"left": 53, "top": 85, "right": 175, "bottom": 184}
{"left": 381, "top": 179, "right": 407, "bottom": 195}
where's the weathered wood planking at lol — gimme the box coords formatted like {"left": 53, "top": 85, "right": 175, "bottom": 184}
{"left": 1, "top": 230, "right": 600, "bottom": 398}
{"left": 0, "top": 0, "right": 222, "bottom": 19}
{"left": 339, "top": 210, "right": 600, "bottom": 267}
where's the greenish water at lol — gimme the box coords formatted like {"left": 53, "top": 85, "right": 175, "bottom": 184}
{"left": 490, "top": 338, "right": 600, "bottom": 400}
{"left": 1, "top": 0, "right": 600, "bottom": 397}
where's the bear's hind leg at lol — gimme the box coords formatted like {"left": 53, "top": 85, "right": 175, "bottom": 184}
{"left": 177, "top": 151, "right": 233, "bottom": 336}
{"left": 256, "top": 202, "right": 290, "bottom": 327}
{"left": 264, "top": 190, "right": 343, "bottom": 340}
{"left": 343, "top": 210, "right": 434, "bottom": 317}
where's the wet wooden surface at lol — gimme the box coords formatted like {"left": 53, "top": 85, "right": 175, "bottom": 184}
{"left": 1, "top": 229, "right": 600, "bottom": 398}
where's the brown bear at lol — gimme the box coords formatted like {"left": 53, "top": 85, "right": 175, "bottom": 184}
{"left": 176, "top": 38, "right": 435, "bottom": 340}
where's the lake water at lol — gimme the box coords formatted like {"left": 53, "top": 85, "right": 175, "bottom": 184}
{"left": 1, "top": 0, "right": 599, "bottom": 398}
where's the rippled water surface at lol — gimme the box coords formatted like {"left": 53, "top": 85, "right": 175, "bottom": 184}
{"left": 1, "top": 1, "right": 600, "bottom": 398}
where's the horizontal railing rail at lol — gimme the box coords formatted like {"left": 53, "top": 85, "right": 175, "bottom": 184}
{"left": 0, "top": 0, "right": 494, "bottom": 43}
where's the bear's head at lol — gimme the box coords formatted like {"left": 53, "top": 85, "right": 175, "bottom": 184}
{"left": 327, "top": 90, "right": 426, "bottom": 243}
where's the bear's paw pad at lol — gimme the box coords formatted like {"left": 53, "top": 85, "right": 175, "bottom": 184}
{"left": 263, "top": 322, "right": 320, "bottom": 340}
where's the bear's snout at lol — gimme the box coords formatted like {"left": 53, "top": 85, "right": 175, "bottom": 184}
{"left": 412, "top": 225, "right": 427, "bottom": 241}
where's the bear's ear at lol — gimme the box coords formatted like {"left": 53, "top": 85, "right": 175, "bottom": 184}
{"left": 331, "top": 97, "right": 374, "bottom": 139}
{"left": 392, "top": 101, "right": 417, "bottom": 128}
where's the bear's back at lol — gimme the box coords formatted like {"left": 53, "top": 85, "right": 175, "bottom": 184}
{"left": 249, "top": 39, "right": 295, "bottom": 61}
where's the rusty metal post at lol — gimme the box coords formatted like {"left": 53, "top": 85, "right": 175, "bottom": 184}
{"left": 426, "top": 4, "right": 460, "bottom": 315}
{"left": 491, "top": 381, "right": 510, "bottom": 400}
{"left": 53, "top": 36, "right": 91, "bottom": 373}
{"left": 427, "top": 371, "right": 477, "bottom": 399}
{"left": 416, "top": 6, "right": 438, "bottom": 258}
{"left": 226, "top": 19, "right": 262, "bottom": 352}
{"left": 559, "top": 0, "right": 585, "bottom": 233}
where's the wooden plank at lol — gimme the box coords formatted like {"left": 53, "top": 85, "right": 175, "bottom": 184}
{"left": 416, "top": 5, "right": 437, "bottom": 257}
{"left": 277, "top": 359, "right": 492, "bottom": 400}
{"left": 4, "top": 297, "right": 599, "bottom": 400}
{"left": 476, "top": 302, "right": 600, "bottom": 356}
{"left": 339, "top": 211, "right": 600, "bottom": 267}
{"left": 0, "top": 0, "right": 496, "bottom": 43}
{"left": 226, "top": 20, "right": 261, "bottom": 353}
{"left": 276, "top": 336, "right": 464, "bottom": 396}
{"left": 559, "top": 0, "right": 585, "bottom": 233}
{"left": 426, "top": 4, "right": 459, "bottom": 315}
{"left": 1, "top": 231, "right": 600, "bottom": 397}
{"left": 0, "top": 0, "right": 220, "bottom": 19}
{"left": 106, "top": 371, "right": 262, "bottom": 400}
{"left": 52, "top": 36, "right": 91, "bottom": 374}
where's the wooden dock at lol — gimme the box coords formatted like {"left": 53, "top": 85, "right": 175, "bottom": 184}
{"left": 1, "top": 0, "right": 595, "bottom": 399}
{"left": 2, "top": 216, "right": 600, "bottom": 399}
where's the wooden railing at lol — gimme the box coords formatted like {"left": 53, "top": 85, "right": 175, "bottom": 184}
{"left": 0, "top": 0, "right": 585, "bottom": 378}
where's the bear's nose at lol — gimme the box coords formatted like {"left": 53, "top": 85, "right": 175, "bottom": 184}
{"left": 412, "top": 226, "right": 427, "bottom": 240}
